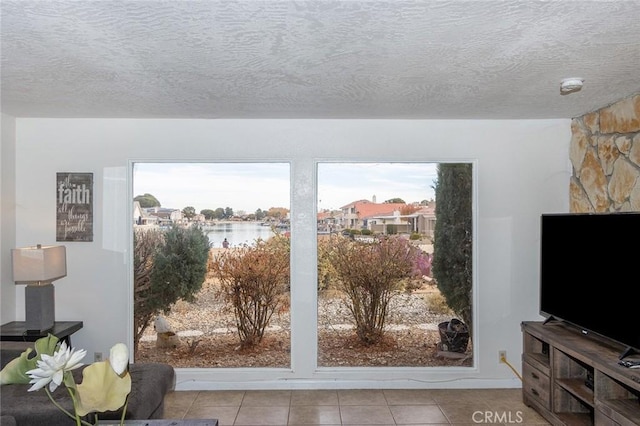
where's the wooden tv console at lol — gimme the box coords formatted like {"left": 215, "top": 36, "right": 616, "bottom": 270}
{"left": 521, "top": 321, "right": 640, "bottom": 425}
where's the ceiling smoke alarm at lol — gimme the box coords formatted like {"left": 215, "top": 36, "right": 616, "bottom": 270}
{"left": 560, "top": 78, "right": 584, "bottom": 95}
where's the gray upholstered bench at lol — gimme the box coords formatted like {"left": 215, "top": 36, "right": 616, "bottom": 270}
{"left": 1, "top": 346, "right": 175, "bottom": 426}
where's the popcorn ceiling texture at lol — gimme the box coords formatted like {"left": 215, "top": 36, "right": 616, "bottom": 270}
{"left": 2, "top": 0, "right": 640, "bottom": 119}
{"left": 570, "top": 93, "right": 640, "bottom": 213}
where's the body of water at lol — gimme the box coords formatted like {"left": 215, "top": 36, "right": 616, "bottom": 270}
{"left": 205, "top": 221, "right": 277, "bottom": 248}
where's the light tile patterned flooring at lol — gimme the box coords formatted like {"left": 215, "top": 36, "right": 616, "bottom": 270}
{"left": 164, "top": 388, "right": 551, "bottom": 425}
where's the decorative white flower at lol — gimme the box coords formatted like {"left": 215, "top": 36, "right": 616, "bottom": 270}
{"left": 108, "top": 343, "right": 129, "bottom": 375}
{"left": 25, "top": 341, "right": 86, "bottom": 392}
{"left": 2, "top": 335, "right": 132, "bottom": 426}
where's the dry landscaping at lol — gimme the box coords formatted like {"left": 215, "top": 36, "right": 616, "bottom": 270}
{"left": 136, "top": 279, "right": 473, "bottom": 369}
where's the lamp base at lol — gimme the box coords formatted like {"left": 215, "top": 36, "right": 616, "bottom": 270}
{"left": 25, "top": 284, "right": 55, "bottom": 333}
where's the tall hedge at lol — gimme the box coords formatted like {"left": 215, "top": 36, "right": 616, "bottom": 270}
{"left": 431, "top": 163, "right": 473, "bottom": 337}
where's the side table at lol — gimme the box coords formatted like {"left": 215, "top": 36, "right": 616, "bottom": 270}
{"left": 0, "top": 321, "right": 83, "bottom": 346}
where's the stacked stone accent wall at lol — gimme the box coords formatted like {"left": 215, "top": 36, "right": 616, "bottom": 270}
{"left": 570, "top": 92, "right": 640, "bottom": 212}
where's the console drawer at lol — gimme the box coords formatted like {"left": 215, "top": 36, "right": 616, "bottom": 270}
{"left": 595, "top": 402, "right": 639, "bottom": 426}
{"left": 523, "top": 361, "right": 550, "bottom": 410}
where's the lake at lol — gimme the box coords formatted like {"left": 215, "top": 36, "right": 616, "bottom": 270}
{"left": 205, "top": 221, "right": 277, "bottom": 248}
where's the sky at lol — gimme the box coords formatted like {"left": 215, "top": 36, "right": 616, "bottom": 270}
{"left": 133, "top": 162, "right": 438, "bottom": 213}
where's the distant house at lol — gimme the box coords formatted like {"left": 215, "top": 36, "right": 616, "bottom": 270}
{"left": 154, "top": 207, "right": 182, "bottom": 226}
{"left": 406, "top": 204, "right": 436, "bottom": 238}
{"left": 339, "top": 199, "right": 407, "bottom": 231}
{"left": 317, "top": 210, "right": 340, "bottom": 233}
{"left": 133, "top": 201, "right": 157, "bottom": 226}
{"left": 367, "top": 210, "right": 411, "bottom": 234}
{"left": 133, "top": 205, "right": 182, "bottom": 227}
{"left": 339, "top": 199, "right": 436, "bottom": 237}
{"left": 192, "top": 213, "right": 206, "bottom": 223}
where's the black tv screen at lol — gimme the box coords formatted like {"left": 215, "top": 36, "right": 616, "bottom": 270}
{"left": 540, "top": 212, "right": 640, "bottom": 357}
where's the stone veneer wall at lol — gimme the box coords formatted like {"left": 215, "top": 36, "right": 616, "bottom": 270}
{"left": 570, "top": 92, "right": 640, "bottom": 212}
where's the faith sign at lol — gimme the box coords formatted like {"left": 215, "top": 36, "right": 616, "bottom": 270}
{"left": 56, "top": 172, "right": 93, "bottom": 242}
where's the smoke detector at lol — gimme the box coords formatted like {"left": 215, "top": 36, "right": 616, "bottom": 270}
{"left": 560, "top": 78, "right": 584, "bottom": 95}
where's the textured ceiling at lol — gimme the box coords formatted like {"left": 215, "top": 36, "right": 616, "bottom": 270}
{"left": 2, "top": 0, "right": 640, "bottom": 119}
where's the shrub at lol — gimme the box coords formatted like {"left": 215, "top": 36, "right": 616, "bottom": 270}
{"left": 210, "top": 236, "right": 290, "bottom": 348}
{"left": 400, "top": 249, "right": 432, "bottom": 292}
{"left": 412, "top": 250, "right": 432, "bottom": 277}
{"left": 317, "top": 237, "right": 339, "bottom": 291}
{"left": 402, "top": 278, "right": 423, "bottom": 293}
{"left": 423, "top": 290, "right": 455, "bottom": 316}
{"left": 133, "top": 228, "right": 164, "bottom": 352}
{"left": 133, "top": 225, "right": 210, "bottom": 352}
{"left": 329, "top": 236, "right": 420, "bottom": 345}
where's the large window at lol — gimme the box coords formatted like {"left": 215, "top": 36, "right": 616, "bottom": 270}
{"left": 317, "top": 162, "right": 473, "bottom": 367}
{"left": 131, "top": 161, "right": 474, "bottom": 370}
{"left": 132, "top": 162, "right": 292, "bottom": 368}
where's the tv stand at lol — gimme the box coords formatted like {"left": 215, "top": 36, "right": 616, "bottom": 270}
{"left": 522, "top": 321, "right": 640, "bottom": 425}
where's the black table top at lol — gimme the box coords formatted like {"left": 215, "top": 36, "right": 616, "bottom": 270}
{"left": 0, "top": 320, "right": 83, "bottom": 342}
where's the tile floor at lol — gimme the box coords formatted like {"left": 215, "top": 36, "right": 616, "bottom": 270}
{"left": 163, "top": 388, "right": 551, "bottom": 425}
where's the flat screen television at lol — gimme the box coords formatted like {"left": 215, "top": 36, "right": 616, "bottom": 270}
{"left": 540, "top": 212, "right": 640, "bottom": 359}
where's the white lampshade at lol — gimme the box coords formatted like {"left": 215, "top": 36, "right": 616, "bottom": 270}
{"left": 12, "top": 245, "right": 67, "bottom": 285}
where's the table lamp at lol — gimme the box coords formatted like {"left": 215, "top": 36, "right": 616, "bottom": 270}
{"left": 12, "top": 244, "right": 67, "bottom": 333}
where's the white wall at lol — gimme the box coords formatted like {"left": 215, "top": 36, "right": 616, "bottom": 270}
{"left": 1, "top": 113, "right": 17, "bottom": 323}
{"left": 6, "top": 118, "right": 571, "bottom": 389}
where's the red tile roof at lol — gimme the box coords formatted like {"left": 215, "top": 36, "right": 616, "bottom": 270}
{"left": 345, "top": 201, "right": 407, "bottom": 219}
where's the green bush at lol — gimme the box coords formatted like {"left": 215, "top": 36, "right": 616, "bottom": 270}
{"left": 133, "top": 225, "right": 210, "bottom": 352}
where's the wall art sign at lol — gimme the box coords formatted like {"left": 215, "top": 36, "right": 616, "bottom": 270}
{"left": 56, "top": 172, "right": 93, "bottom": 242}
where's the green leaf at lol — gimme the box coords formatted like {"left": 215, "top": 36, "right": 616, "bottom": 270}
{"left": 74, "top": 361, "right": 131, "bottom": 417}
{"left": 0, "top": 334, "right": 60, "bottom": 385}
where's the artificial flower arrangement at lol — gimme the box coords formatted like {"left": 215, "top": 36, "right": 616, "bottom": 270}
{"left": 0, "top": 334, "right": 131, "bottom": 426}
